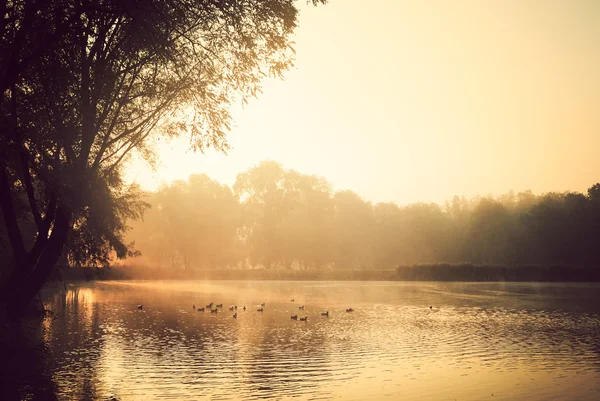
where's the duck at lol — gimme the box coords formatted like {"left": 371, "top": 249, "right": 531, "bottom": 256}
{"left": 346, "top": 308, "right": 354, "bottom": 312}
{"left": 137, "top": 304, "right": 143, "bottom": 309}
{"left": 216, "top": 304, "right": 223, "bottom": 308}
{"left": 210, "top": 309, "right": 218, "bottom": 313}
{"left": 260, "top": 302, "right": 266, "bottom": 307}
{"left": 233, "top": 313, "right": 238, "bottom": 319}
{"left": 198, "top": 307, "right": 205, "bottom": 312}
{"left": 243, "top": 306, "right": 246, "bottom": 311}
{"left": 298, "top": 305, "right": 305, "bottom": 310}
{"left": 229, "top": 306, "right": 235, "bottom": 311}
{"left": 291, "top": 299, "right": 295, "bottom": 302}
{"left": 234, "top": 305, "right": 238, "bottom": 310}
{"left": 299, "top": 316, "right": 308, "bottom": 321}
{"left": 321, "top": 311, "right": 329, "bottom": 317}
{"left": 193, "top": 304, "right": 196, "bottom": 309}
{"left": 429, "top": 305, "right": 433, "bottom": 309}
{"left": 291, "top": 315, "right": 298, "bottom": 320}
{"left": 257, "top": 307, "right": 264, "bottom": 312}
{"left": 206, "top": 302, "right": 213, "bottom": 308}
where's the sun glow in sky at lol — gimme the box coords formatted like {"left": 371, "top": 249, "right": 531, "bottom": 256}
{"left": 125, "top": 0, "right": 600, "bottom": 205}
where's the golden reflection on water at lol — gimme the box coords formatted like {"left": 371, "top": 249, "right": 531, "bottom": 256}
{"left": 22, "top": 281, "right": 600, "bottom": 400}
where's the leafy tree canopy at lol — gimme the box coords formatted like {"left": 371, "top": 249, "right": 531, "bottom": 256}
{"left": 0, "top": 0, "right": 326, "bottom": 315}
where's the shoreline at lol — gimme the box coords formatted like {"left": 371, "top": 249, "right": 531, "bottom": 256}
{"left": 57, "top": 263, "right": 600, "bottom": 283}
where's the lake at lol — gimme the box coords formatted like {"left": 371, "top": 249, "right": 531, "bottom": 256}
{"left": 3, "top": 280, "right": 600, "bottom": 400}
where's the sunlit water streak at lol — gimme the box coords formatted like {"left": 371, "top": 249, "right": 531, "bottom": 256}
{"left": 7, "top": 281, "right": 600, "bottom": 400}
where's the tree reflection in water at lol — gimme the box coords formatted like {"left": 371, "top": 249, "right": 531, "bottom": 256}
{"left": 2, "top": 281, "right": 600, "bottom": 401}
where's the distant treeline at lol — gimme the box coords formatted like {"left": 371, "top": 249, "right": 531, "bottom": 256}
{"left": 59, "top": 264, "right": 600, "bottom": 282}
{"left": 395, "top": 264, "right": 600, "bottom": 282}
{"left": 85, "top": 265, "right": 400, "bottom": 281}
{"left": 122, "top": 161, "right": 600, "bottom": 278}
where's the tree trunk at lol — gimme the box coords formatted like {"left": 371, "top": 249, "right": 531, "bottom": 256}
{"left": 5, "top": 208, "right": 70, "bottom": 318}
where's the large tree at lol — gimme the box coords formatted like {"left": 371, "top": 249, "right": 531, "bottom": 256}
{"left": 0, "top": 0, "right": 325, "bottom": 316}
{"left": 233, "top": 161, "right": 334, "bottom": 270}
{"left": 233, "top": 161, "right": 291, "bottom": 268}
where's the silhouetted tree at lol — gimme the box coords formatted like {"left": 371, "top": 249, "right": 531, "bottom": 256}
{"left": 525, "top": 192, "right": 593, "bottom": 266}
{"left": 466, "top": 199, "right": 512, "bottom": 264}
{"left": 0, "top": 0, "right": 326, "bottom": 315}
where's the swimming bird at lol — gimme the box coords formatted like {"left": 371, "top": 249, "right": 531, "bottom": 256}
{"left": 229, "top": 306, "right": 235, "bottom": 311}
{"left": 210, "top": 309, "right": 218, "bottom": 313}
{"left": 216, "top": 304, "right": 223, "bottom": 308}
{"left": 257, "top": 307, "right": 264, "bottom": 312}
{"left": 137, "top": 304, "right": 143, "bottom": 309}
{"left": 233, "top": 313, "right": 238, "bottom": 319}
{"left": 291, "top": 299, "right": 295, "bottom": 302}
{"left": 243, "top": 306, "right": 246, "bottom": 311}
{"left": 234, "top": 305, "right": 238, "bottom": 310}
{"left": 260, "top": 302, "right": 266, "bottom": 307}
{"left": 299, "top": 316, "right": 308, "bottom": 321}
{"left": 291, "top": 315, "right": 298, "bottom": 320}
{"left": 193, "top": 304, "right": 196, "bottom": 309}
{"left": 346, "top": 308, "right": 354, "bottom": 312}
{"left": 198, "top": 307, "right": 205, "bottom": 312}
{"left": 321, "top": 311, "right": 329, "bottom": 317}
{"left": 429, "top": 306, "right": 432, "bottom": 309}
{"left": 298, "top": 305, "right": 305, "bottom": 310}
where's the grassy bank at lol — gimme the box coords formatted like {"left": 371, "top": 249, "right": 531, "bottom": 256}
{"left": 56, "top": 263, "right": 600, "bottom": 282}
{"left": 58, "top": 266, "right": 399, "bottom": 281}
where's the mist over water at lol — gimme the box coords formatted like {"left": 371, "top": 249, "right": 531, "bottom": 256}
{"left": 124, "top": 165, "right": 600, "bottom": 276}
{"left": 6, "top": 281, "right": 600, "bottom": 400}
{"left": 3, "top": 2, "right": 600, "bottom": 401}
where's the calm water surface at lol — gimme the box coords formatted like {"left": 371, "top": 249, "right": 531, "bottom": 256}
{"left": 5, "top": 280, "right": 600, "bottom": 400}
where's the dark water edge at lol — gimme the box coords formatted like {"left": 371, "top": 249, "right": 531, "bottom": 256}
{"left": 0, "top": 306, "right": 58, "bottom": 401}
{"left": 59, "top": 263, "right": 600, "bottom": 282}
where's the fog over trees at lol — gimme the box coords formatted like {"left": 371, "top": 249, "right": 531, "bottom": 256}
{"left": 126, "top": 161, "right": 600, "bottom": 273}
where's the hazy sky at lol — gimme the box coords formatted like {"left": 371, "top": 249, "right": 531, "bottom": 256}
{"left": 125, "top": 0, "right": 600, "bottom": 205}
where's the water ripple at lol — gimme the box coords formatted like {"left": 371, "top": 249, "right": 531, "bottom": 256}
{"left": 7, "top": 281, "right": 600, "bottom": 400}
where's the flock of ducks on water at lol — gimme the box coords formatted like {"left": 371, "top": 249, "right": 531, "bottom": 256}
{"left": 136, "top": 299, "right": 356, "bottom": 320}
{"left": 191, "top": 299, "right": 355, "bottom": 320}
{"left": 138, "top": 304, "right": 434, "bottom": 312}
